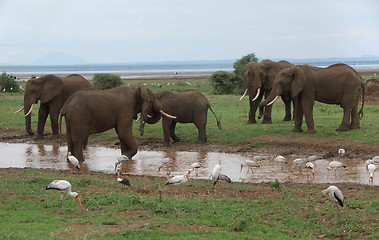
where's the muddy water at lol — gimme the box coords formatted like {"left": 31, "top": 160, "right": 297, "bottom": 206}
{"left": 0, "top": 142, "right": 377, "bottom": 186}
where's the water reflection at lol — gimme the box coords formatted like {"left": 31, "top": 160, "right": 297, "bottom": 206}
{"left": 0, "top": 142, "right": 377, "bottom": 186}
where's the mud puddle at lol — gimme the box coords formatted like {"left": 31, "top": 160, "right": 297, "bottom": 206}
{"left": 0, "top": 142, "right": 377, "bottom": 186}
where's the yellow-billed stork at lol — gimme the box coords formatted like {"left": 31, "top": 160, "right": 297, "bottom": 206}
{"left": 211, "top": 163, "right": 222, "bottom": 192}
{"left": 327, "top": 161, "right": 346, "bottom": 179}
{"left": 117, "top": 177, "right": 131, "bottom": 187}
{"left": 158, "top": 157, "right": 175, "bottom": 172}
{"left": 165, "top": 170, "right": 192, "bottom": 185}
{"left": 367, "top": 163, "right": 376, "bottom": 186}
{"left": 66, "top": 152, "right": 80, "bottom": 170}
{"left": 191, "top": 162, "right": 204, "bottom": 176}
{"left": 305, "top": 162, "right": 315, "bottom": 180}
{"left": 240, "top": 160, "right": 261, "bottom": 175}
{"left": 45, "top": 180, "right": 84, "bottom": 213}
{"left": 321, "top": 185, "right": 344, "bottom": 210}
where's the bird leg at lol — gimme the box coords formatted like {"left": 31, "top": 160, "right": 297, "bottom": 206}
{"left": 60, "top": 192, "right": 64, "bottom": 213}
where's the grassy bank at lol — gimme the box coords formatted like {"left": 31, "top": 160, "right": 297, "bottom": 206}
{"left": 1, "top": 77, "right": 378, "bottom": 146}
{"left": 0, "top": 168, "right": 378, "bottom": 239}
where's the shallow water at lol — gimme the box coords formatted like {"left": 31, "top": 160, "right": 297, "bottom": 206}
{"left": 0, "top": 142, "right": 377, "bottom": 186}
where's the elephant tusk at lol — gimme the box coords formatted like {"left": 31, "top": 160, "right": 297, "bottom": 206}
{"left": 24, "top": 104, "right": 34, "bottom": 117}
{"left": 136, "top": 116, "right": 140, "bottom": 122}
{"left": 251, "top": 88, "right": 261, "bottom": 102}
{"left": 14, "top": 106, "right": 24, "bottom": 113}
{"left": 160, "top": 110, "right": 177, "bottom": 119}
{"left": 267, "top": 95, "right": 279, "bottom": 106}
{"left": 239, "top": 89, "right": 248, "bottom": 101}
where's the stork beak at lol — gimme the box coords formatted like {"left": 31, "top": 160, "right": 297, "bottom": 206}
{"left": 76, "top": 195, "right": 84, "bottom": 210}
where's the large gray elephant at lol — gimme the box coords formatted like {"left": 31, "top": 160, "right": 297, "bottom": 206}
{"left": 259, "top": 64, "right": 364, "bottom": 133}
{"left": 154, "top": 90, "right": 221, "bottom": 146}
{"left": 60, "top": 85, "right": 176, "bottom": 161}
{"left": 15, "top": 74, "right": 92, "bottom": 139}
{"left": 240, "top": 60, "right": 294, "bottom": 124}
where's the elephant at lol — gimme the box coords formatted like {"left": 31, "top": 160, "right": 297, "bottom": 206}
{"left": 240, "top": 60, "right": 294, "bottom": 124}
{"left": 154, "top": 89, "right": 221, "bottom": 146}
{"left": 14, "top": 74, "right": 92, "bottom": 139}
{"left": 59, "top": 85, "right": 176, "bottom": 161}
{"left": 259, "top": 64, "right": 364, "bottom": 133}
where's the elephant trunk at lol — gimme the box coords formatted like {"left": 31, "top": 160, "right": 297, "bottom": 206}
{"left": 259, "top": 86, "right": 279, "bottom": 107}
{"left": 24, "top": 103, "right": 34, "bottom": 135}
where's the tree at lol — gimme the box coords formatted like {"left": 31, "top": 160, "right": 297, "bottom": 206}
{"left": 0, "top": 72, "right": 20, "bottom": 92}
{"left": 93, "top": 73, "right": 123, "bottom": 90}
{"left": 233, "top": 53, "right": 259, "bottom": 77}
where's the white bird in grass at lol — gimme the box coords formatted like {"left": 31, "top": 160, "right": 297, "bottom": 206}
{"left": 367, "top": 163, "right": 376, "bottom": 186}
{"left": 66, "top": 152, "right": 80, "bottom": 170}
{"left": 240, "top": 160, "right": 261, "bottom": 175}
{"left": 327, "top": 161, "right": 347, "bottom": 179}
{"left": 211, "top": 163, "right": 222, "bottom": 192}
{"left": 117, "top": 177, "right": 131, "bottom": 187}
{"left": 45, "top": 180, "right": 84, "bottom": 213}
{"left": 191, "top": 162, "right": 204, "bottom": 176}
{"left": 321, "top": 185, "right": 344, "bottom": 210}
{"left": 305, "top": 162, "right": 315, "bottom": 179}
{"left": 165, "top": 170, "right": 192, "bottom": 185}
{"left": 158, "top": 157, "right": 175, "bottom": 172}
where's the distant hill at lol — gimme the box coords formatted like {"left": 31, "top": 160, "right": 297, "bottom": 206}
{"left": 32, "top": 53, "right": 88, "bottom": 65}
{"left": 269, "top": 55, "right": 379, "bottom": 65}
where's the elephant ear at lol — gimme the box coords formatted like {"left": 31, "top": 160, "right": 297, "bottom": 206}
{"left": 139, "top": 85, "right": 151, "bottom": 103}
{"left": 290, "top": 67, "right": 305, "bottom": 98}
{"left": 40, "top": 75, "right": 64, "bottom": 103}
{"left": 159, "top": 91, "right": 178, "bottom": 112}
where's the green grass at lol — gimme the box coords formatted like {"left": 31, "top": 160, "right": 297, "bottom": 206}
{"left": 0, "top": 169, "right": 378, "bottom": 239}
{"left": 1, "top": 78, "right": 378, "bottom": 146}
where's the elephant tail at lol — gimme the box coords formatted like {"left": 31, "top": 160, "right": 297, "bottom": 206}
{"left": 208, "top": 104, "right": 222, "bottom": 130}
{"left": 358, "top": 82, "right": 364, "bottom": 120}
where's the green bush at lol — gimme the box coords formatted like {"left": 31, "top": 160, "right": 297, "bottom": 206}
{"left": 209, "top": 71, "right": 235, "bottom": 94}
{"left": 0, "top": 72, "right": 20, "bottom": 92}
{"left": 209, "top": 53, "right": 259, "bottom": 95}
{"left": 93, "top": 73, "right": 123, "bottom": 90}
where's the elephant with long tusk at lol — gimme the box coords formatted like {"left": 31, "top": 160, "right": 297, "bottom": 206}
{"left": 240, "top": 60, "right": 294, "bottom": 124}
{"left": 259, "top": 64, "right": 365, "bottom": 133}
{"left": 15, "top": 74, "right": 92, "bottom": 139}
{"left": 59, "top": 85, "right": 176, "bottom": 161}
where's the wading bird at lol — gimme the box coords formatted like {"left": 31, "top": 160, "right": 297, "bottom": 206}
{"left": 66, "top": 152, "right": 80, "bottom": 170}
{"left": 367, "top": 163, "right": 376, "bottom": 186}
{"left": 45, "top": 180, "right": 84, "bottom": 213}
{"left": 191, "top": 162, "right": 204, "bottom": 176}
{"left": 158, "top": 157, "right": 175, "bottom": 172}
{"left": 291, "top": 158, "right": 307, "bottom": 171}
{"left": 327, "top": 161, "right": 346, "bottom": 179}
{"left": 165, "top": 170, "right": 192, "bottom": 185}
{"left": 240, "top": 160, "right": 261, "bottom": 175}
{"left": 338, "top": 148, "right": 346, "bottom": 157}
{"left": 218, "top": 173, "right": 232, "bottom": 183}
{"left": 115, "top": 155, "right": 130, "bottom": 170}
{"left": 117, "top": 177, "right": 131, "bottom": 187}
{"left": 274, "top": 155, "right": 288, "bottom": 164}
{"left": 305, "top": 162, "right": 315, "bottom": 180}
{"left": 321, "top": 185, "right": 344, "bottom": 210}
{"left": 211, "top": 163, "right": 222, "bottom": 192}
{"left": 365, "top": 159, "right": 374, "bottom": 170}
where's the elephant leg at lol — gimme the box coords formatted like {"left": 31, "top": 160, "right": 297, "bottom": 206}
{"left": 282, "top": 97, "right": 292, "bottom": 121}
{"left": 195, "top": 115, "right": 207, "bottom": 143}
{"left": 65, "top": 121, "right": 74, "bottom": 153}
{"left": 116, "top": 125, "right": 138, "bottom": 159}
{"left": 349, "top": 100, "right": 360, "bottom": 130}
{"left": 262, "top": 91, "right": 272, "bottom": 124}
{"left": 36, "top": 104, "right": 49, "bottom": 139}
{"left": 292, "top": 98, "right": 304, "bottom": 132}
{"left": 336, "top": 107, "right": 352, "bottom": 131}
{"left": 170, "top": 122, "right": 181, "bottom": 143}
{"left": 49, "top": 109, "right": 60, "bottom": 138}
{"left": 247, "top": 93, "right": 263, "bottom": 124}
{"left": 162, "top": 118, "right": 172, "bottom": 146}
{"left": 302, "top": 100, "right": 316, "bottom": 134}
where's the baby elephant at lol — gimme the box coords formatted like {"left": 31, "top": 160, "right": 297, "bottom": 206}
{"left": 155, "top": 90, "right": 221, "bottom": 145}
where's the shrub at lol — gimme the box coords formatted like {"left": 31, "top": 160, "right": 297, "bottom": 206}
{"left": 0, "top": 72, "right": 20, "bottom": 92}
{"left": 93, "top": 73, "right": 122, "bottom": 90}
{"left": 209, "top": 71, "right": 235, "bottom": 94}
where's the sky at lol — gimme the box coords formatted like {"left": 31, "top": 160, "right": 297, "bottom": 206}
{"left": 0, "top": 0, "right": 378, "bottom": 65}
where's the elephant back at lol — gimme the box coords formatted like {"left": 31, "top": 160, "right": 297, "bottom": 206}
{"left": 60, "top": 74, "right": 92, "bottom": 103}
